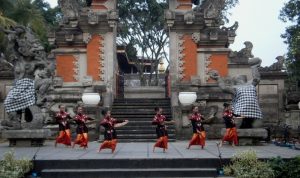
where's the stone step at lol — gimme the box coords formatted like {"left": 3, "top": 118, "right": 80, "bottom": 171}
{"left": 117, "top": 134, "right": 176, "bottom": 139}
{"left": 112, "top": 108, "right": 172, "bottom": 112}
{"left": 112, "top": 114, "right": 172, "bottom": 118}
{"left": 41, "top": 168, "right": 217, "bottom": 178}
{"left": 112, "top": 112, "right": 172, "bottom": 116}
{"left": 113, "top": 99, "right": 170, "bottom": 103}
{"left": 110, "top": 98, "right": 174, "bottom": 142}
{"left": 112, "top": 103, "right": 171, "bottom": 107}
{"left": 123, "top": 122, "right": 174, "bottom": 127}
{"left": 117, "top": 138, "right": 176, "bottom": 142}
{"left": 35, "top": 158, "right": 220, "bottom": 169}
{"left": 116, "top": 125, "right": 175, "bottom": 130}
{"left": 116, "top": 130, "right": 175, "bottom": 134}
{"left": 111, "top": 117, "right": 161, "bottom": 121}
{"left": 112, "top": 105, "right": 171, "bottom": 109}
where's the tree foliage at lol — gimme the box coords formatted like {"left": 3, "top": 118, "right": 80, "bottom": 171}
{"left": 280, "top": 0, "right": 300, "bottom": 84}
{"left": 117, "top": 0, "right": 239, "bottom": 85}
{"left": 0, "top": 0, "right": 60, "bottom": 53}
{"left": 118, "top": 0, "right": 168, "bottom": 85}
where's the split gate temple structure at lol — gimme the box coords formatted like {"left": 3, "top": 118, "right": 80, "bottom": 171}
{"left": 0, "top": 0, "right": 296, "bottom": 142}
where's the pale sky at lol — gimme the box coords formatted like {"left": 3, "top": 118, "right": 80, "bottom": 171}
{"left": 47, "top": 0, "right": 290, "bottom": 67}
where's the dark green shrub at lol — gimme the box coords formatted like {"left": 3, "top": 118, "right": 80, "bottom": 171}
{"left": 224, "top": 150, "right": 275, "bottom": 178}
{"left": 0, "top": 151, "right": 33, "bottom": 178}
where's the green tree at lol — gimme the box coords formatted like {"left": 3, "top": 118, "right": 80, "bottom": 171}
{"left": 118, "top": 0, "right": 168, "bottom": 86}
{"left": 118, "top": 0, "right": 239, "bottom": 86}
{"left": 280, "top": 0, "right": 300, "bottom": 86}
{"left": 0, "top": 0, "right": 60, "bottom": 53}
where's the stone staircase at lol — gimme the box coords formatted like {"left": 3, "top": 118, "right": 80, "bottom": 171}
{"left": 111, "top": 98, "right": 176, "bottom": 142}
{"left": 37, "top": 158, "right": 220, "bottom": 178}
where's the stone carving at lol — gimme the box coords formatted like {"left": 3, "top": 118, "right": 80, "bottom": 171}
{"left": 260, "top": 56, "right": 286, "bottom": 72}
{"left": 0, "top": 54, "right": 14, "bottom": 75}
{"left": 35, "top": 64, "right": 54, "bottom": 106}
{"left": 65, "top": 33, "right": 74, "bottom": 42}
{"left": 99, "top": 34, "right": 105, "bottom": 81}
{"left": 204, "top": 54, "right": 212, "bottom": 82}
{"left": 87, "top": 10, "right": 99, "bottom": 25}
{"left": 184, "top": 11, "right": 195, "bottom": 24}
{"left": 107, "top": 10, "right": 118, "bottom": 28}
{"left": 165, "top": 10, "right": 175, "bottom": 27}
{"left": 73, "top": 55, "right": 80, "bottom": 81}
{"left": 0, "top": 25, "right": 53, "bottom": 130}
{"left": 178, "top": 34, "right": 185, "bottom": 80}
{"left": 58, "top": 0, "right": 79, "bottom": 25}
{"left": 82, "top": 76, "right": 93, "bottom": 86}
{"left": 202, "top": 0, "right": 225, "bottom": 19}
{"left": 83, "top": 33, "right": 92, "bottom": 44}
{"left": 229, "top": 41, "right": 254, "bottom": 64}
{"left": 221, "top": 22, "right": 238, "bottom": 44}
{"left": 192, "top": 32, "right": 200, "bottom": 44}
{"left": 209, "top": 29, "right": 218, "bottom": 40}
{"left": 209, "top": 58, "right": 263, "bottom": 128}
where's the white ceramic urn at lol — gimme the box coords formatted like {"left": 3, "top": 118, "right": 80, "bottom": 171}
{"left": 178, "top": 92, "right": 197, "bottom": 106}
{"left": 82, "top": 93, "right": 101, "bottom": 105}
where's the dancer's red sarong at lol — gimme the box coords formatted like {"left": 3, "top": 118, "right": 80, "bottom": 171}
{"left": 188, "top": 131, "right": 206, "bottom": 148}
{"left": 222, "top": 127, "right": 238, "bottom": 145}
{"left": 154, "top": 136, "right": 168, "bottom": 149}
{"left": 99, "top": 139, "right": 117, "bottom": 153}
{"left": 56, "top": 129, "right": 71, "bottom": 146}
{"left": 74, "top": 133, "right": 88, "bottom": 148}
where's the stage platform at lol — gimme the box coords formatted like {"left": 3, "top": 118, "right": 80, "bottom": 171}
{"left": 0, "top": 140, "right": 299, "bottom": 178}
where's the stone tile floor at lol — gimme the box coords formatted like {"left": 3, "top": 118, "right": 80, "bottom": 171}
{"left": 0, "top": 140, "right": 299, "bottom": 160}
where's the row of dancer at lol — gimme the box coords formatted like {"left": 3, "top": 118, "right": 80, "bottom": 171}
{"left": 54, "top": 103, "right": 240, "bottom": 153}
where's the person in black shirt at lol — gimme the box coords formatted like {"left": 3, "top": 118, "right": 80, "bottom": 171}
{"left": 219, "top": 103, "right": 243, "bottom": 147}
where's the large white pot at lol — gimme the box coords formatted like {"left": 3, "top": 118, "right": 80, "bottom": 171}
{"left": 82, "top": 93, "right": 101, "bottom": 105}
{"left": 178, "top": 92, "right": 197, "bottom": 106}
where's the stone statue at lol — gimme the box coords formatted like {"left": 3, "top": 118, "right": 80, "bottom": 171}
{"left": 229, "top": 41, "right": 254, "bottom": 64}
{"left": 209, "top": 58, "right": 263, "bottom": 128}
{"left": 195, "top": 0, "right": 225, "bottom": 19}
{"left": 58, "top": 0, "right": 80, "bottom": 24}
{"left": 1, "top": 25, "right": 53, "bottom": 130}
{"left": 260, "top": 56, "right": 286, "bottom": 72}
{"left": 0, "top": 53, "right": 14, "bottom": 75}
{"left": 0, "top": 25, "right": 25, "bottom": 63}
{"left": 35, "top": 64, "right": 54, "bottom": 106}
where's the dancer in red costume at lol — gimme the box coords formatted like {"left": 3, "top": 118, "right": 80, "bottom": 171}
{"left": 187, "top": 106, "right": 206, "bottom": 149}
{"left": 152, "top": 107, "right": 173, "bottom": 153}
{"left": 219, "top": 103, "right": 243, "bottom": 147}
{"left": 72, "top": 106, "right": 93, "bottom": 149}
{"left": 98, "top": 110, "right": 128, "bottom": 153}
{"left": 55, "top": 104, "right": 72, "bottom": 147}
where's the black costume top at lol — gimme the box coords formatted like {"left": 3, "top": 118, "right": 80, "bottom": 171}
{"left": 223, "top": 109, "right": 236, "bottom": 128}
{"left": 100, "top": 116, "right": 125, "bottom": 140}
{"left": 189, "top": 112, "right": 205, "bottom": 133}
{"left": 152, "top": 114, "right": 170, "bottom": 138}
{"left": 55, "top": 111, "right": 71, "bottom": 131}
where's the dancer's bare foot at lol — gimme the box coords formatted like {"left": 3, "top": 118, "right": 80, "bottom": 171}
{"left": 72, "top": 143, "right": 75, "bottom": 149}
{"left": 201, "top": 145, "right": 204, "bottom": 149}
{"left": 163, "top": 148, "right": 166, "bottom": 153}
{"left": 186, "top": 145, "right": 190, "bottom": 149}
{"left": 54, "top": 142, "right": 57, "bottom": 147}
{"left": 219, "top": 142, "right": 223, "bottom": 147}
{"left": 231, "top": 143, "right": 236, "bottom": 147}
{"left": 153, "top": 147, "right": 155, "bottom": 153}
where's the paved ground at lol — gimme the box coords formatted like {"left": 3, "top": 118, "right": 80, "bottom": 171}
{"left": 0, "top": 140, "right": 299, "bottom": 160}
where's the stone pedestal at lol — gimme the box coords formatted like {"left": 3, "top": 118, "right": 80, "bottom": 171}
{"left": 2, "top": 129, "right": 51, "bottom": 147}
{"left": 221, "top": 128, "right": 268, "bottom": 146}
